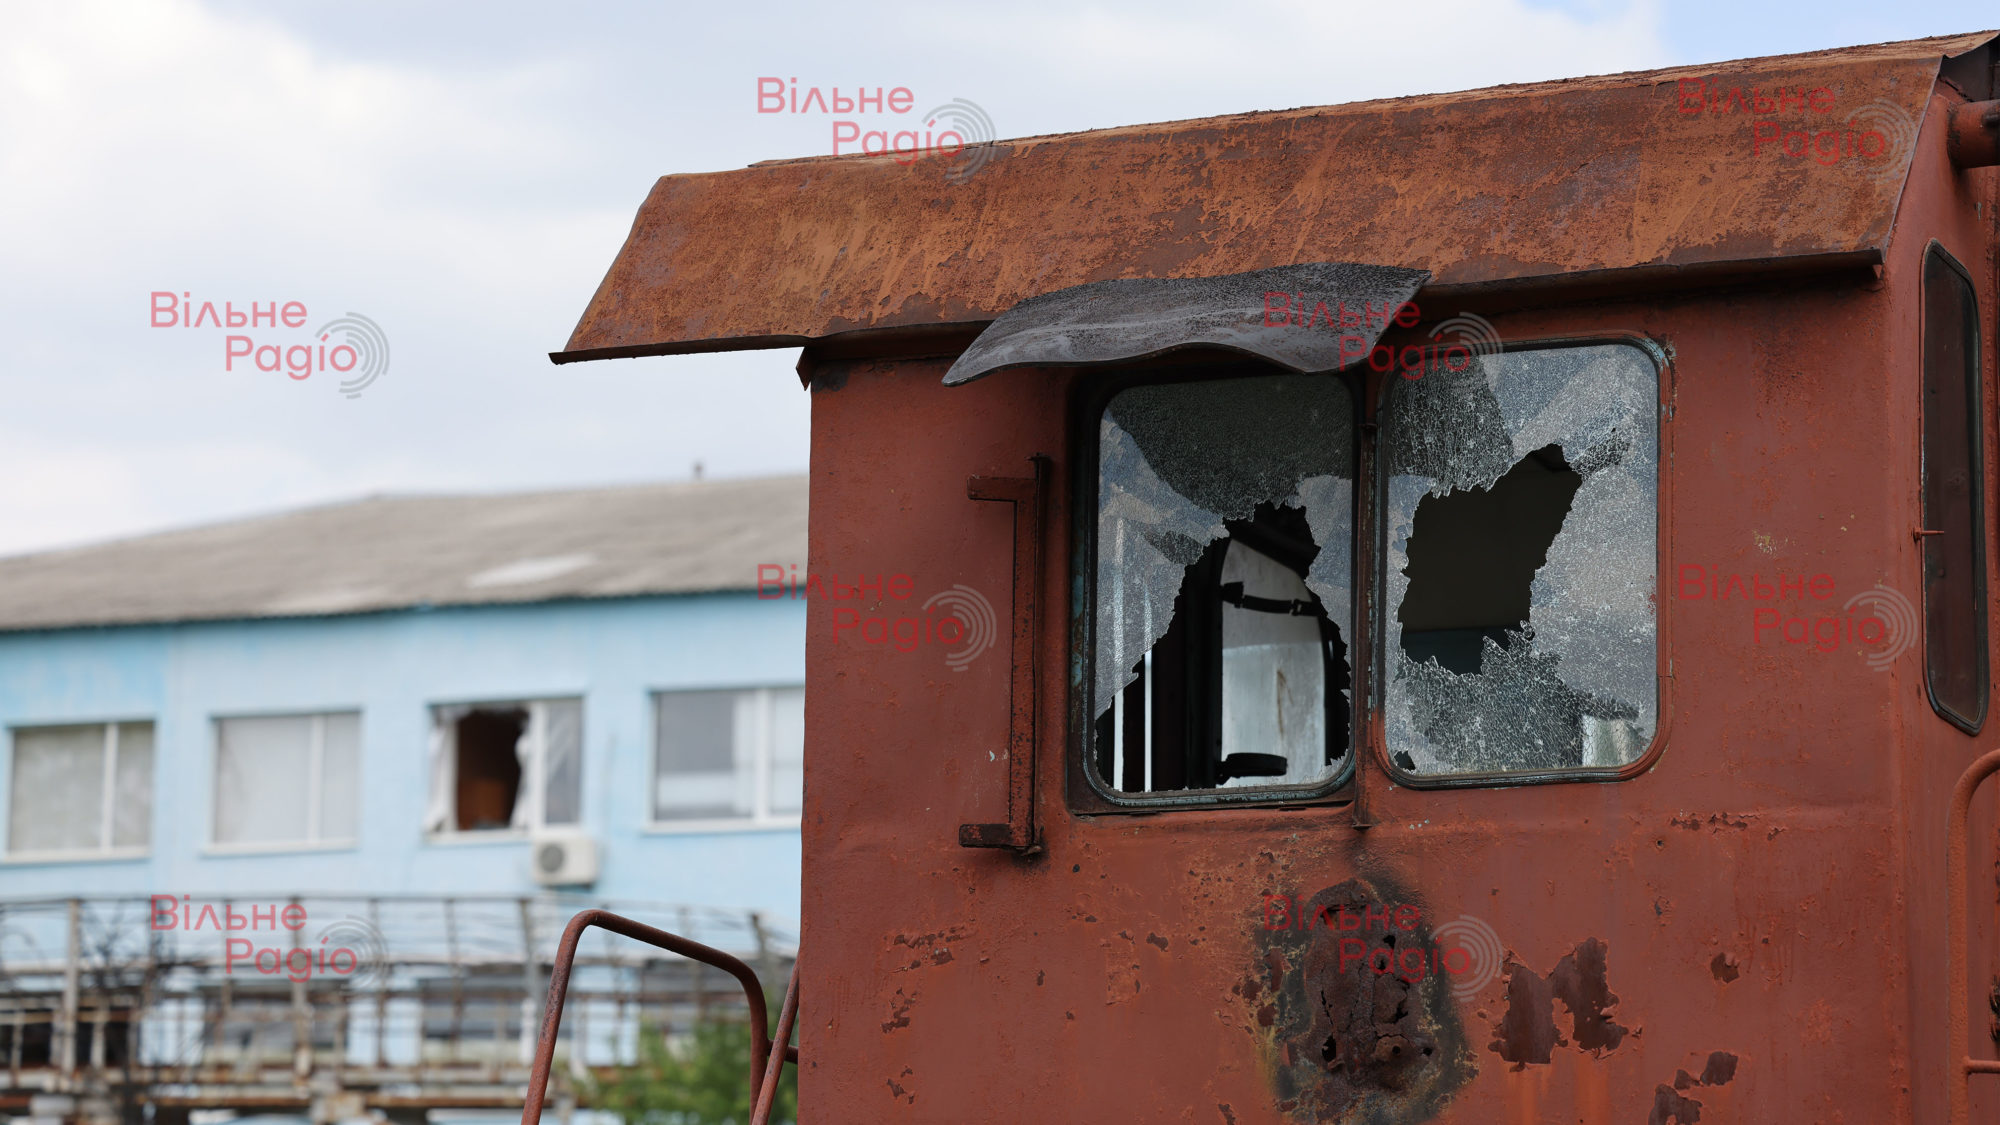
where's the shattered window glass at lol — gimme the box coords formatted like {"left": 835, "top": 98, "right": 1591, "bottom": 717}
{"left": 1383, "top": 343, "right": 1658, "bottom": 775}
{"left": 1092, "top": 374, "right": 1353, "bottom": 797}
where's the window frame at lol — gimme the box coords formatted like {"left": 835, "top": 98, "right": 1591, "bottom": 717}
{"left": 644, "top": 684, "right": 805, "bottom": 832}
{"left": 423, "top": 696, "right": 584, "bottom": 840}
{"left": 1374, "top": 335, "right": 1670, "bottom": 789}
{"left": 1067, "top": 334, "right": 1673, "bottom": 812}
{"left": 1068, "top": 359, "right": 1364, "bottom": 813}
{"left": 207, "top": 709, "right": 361, "bottom": 854}
{"left": 3, "top": 719, "right": 154, "bottom": 862}
{"left": 1918, "top": 240, "right": 1988, "bottom": 734}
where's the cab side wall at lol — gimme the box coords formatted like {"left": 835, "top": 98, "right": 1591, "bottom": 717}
{"left": 799, "top": 233, "right": 1935, "bottom": 1121}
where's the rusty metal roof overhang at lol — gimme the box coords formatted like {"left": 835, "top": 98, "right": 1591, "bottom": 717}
{"left": 553, "top": 31, "right": 1999, "bottom": 366}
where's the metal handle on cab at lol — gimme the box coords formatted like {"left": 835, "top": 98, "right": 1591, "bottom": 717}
{"left": 958, "top": 455, "right": 1050, "bottom": 856}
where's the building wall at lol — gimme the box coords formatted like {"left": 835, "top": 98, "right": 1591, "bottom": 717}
{"left": 0, "top": 593, "right": 804, "bottom": 919}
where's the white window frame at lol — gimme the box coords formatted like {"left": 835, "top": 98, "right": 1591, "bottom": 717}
{"left": 645, "top": 685, "right": 803, "bottom": 833}
{"left": 207, "top": 711, "right": 360, "bottom": 855}
{"left": 3, "top": 720, "right": 152, "bottom": 862}
{"left": 426, "top": 698, "right": 580, "bottom": 840}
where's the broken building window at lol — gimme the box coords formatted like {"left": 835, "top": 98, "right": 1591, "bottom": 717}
{"left": 1384, "top": 343, "right": 1658, "bottom": 776}
{"left": 1091, "top": 373, "right": 1354, "bottom": 799}
{"left": 424, "top": 699, "right": 582, "bottom": 833}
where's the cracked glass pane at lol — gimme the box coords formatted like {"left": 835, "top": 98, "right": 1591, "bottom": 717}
{"left": 1384, "top": 343, "right": 1658, "bottom": 774}
{"left": 1094, "top": 374, "right": 1353, "bottom": 794}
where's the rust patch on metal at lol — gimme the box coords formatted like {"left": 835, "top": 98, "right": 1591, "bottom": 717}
{"left": 880, "top": 987, "right": 917, "bottom": 1033}
{"left": 1491, "top": 958, "right": 1560, "bottom": 1066}
{"left": 1650, "top": 1052, "right": 1738, "bottom": 1123}
{"left": 1709, "top": 953, "right": 1740, "bottom": 983}
{"left": 887, "top": 925, "right": 969, "bottom": 973}
{"left": 1489, "top": 938, "right": 1629, "bottom": 1065}
{"left": 1549, "top": 938, "right": 1628, "bottom": 1052}
{"left": 1247, "top": 875, "right": 1473, "bottom": 1123}
{"left": 1669, "top": 812, "right": 1752, "bottom": 832}
{"left": 1648, "top": 1085, "right": 1704, "bottom": 1125}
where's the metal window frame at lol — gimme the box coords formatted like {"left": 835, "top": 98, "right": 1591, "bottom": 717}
{"left": 1066, "top": 334, "right": 1674, "bottom": 809}
{"left": 209, "top": 710, "right": 362, "bottom": 849}
{"left": 1375, "top": 334, "right": 1671, "bottom": 789}
{"left": 2, "top": 720, "right": 155, "bottom": 858}
{"left": 1919, "top": 240, "right": 1989, "bottom": 734}
{"left": 647, "top": 685, "right": 805, "bottom": 829}
{"left": 1068, "top": 358, "right": 1363, "bottom": 812}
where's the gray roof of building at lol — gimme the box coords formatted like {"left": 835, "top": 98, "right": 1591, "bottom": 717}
{"left": 0, "top": 475, "right": 808, "bottom": 632}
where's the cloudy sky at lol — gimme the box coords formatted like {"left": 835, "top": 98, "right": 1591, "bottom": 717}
{"left": 0, "top": 0, "right": 1989, "bottom": 555}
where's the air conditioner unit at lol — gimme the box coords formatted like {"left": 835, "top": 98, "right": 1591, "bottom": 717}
{"left": 530, "top": 829, "right": 599, "bottom": 887}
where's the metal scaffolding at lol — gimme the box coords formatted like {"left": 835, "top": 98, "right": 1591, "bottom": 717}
{"left": 0, "top": 896, "right": 796, "bottom": 1125}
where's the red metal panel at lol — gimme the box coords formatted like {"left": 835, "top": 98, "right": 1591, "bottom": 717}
{"left": 791, "top": 108, "right": 1999, "bottom": 1110}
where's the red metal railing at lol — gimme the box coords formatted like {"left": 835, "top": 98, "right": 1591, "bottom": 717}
{"left": 520, "top": 909, "right": 798, "bottom": 1125}
{"left": 1947, "top": 748, "right": 2000, "bottom": 1125}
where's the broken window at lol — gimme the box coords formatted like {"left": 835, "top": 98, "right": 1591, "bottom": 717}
{"left": 213, "top": 712, "right": 359, "bottom": 847}
{"left": 1384, "top": 343, "right": 1658, "bottom": 776}
{"left": 651, "top": 687, "right": 805, "bottom": 823}
{"left": 424, "top": 699, "right": 582, "bottom": 833}
{"left": 1920, "top": 244, "right": 1986, "bottom": 732}
{"left": 1090, "top": 373, "right": 1354, "bottom": 799}
{"left": 1081, "top": 343, "right": 1658, "bottom": 801}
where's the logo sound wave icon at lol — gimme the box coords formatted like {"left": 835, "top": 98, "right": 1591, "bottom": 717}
{"left": 1432, "top": 914, "right": 1503, "bottom": 999}
{"left": 315, "top": 915, "right": 389, "bottom": 989}
{"left": 1843, "top": 583, "right": 1917, "bottom": 671}
{"left": 1847, "top": 99, "right": 1918, "bottom": 186}
{"left": 1427, "top": 312, "right": 1502, "bottom": 374}
{"left": 922, "top": 584, "right": 997, "bottom": 671}
{"left": 313, "top": 313, "right": 391, "bottom": 398}
{"left": 920, "top": 99, "right": 996, "bottom": 185}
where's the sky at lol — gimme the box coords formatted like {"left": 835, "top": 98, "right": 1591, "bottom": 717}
{"left": 0, "top": 0, "right": 1991, "bottom": 556}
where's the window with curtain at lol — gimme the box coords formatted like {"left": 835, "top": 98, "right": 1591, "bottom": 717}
{"left": 652, "top": 687, "right": 804, "bottom": 824}
{"left": 212, "top": 712, "right": 359, "bottom": 848}
{"left": 424, "top": 699, "right": 583, "bottom": 834}
{"left": 7, "top": 721, "right": 154, "bottom": 857}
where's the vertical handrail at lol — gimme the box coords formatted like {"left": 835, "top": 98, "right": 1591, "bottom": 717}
{"left": 749, "top": 964, "right": 800, "bottom": 1125}
{"left": 1946, "top": 747, "right": 2000, "bottom": 1124}
{"left": 519, "top": 910, "right": 779, "bottom": 1125}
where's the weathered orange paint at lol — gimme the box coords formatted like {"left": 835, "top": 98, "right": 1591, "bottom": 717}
{"left": 560, "top": 31, "right": 2000, "bottom": 1125}
{"left": 557, "top": 33, "right": 1993, "bottom": 364}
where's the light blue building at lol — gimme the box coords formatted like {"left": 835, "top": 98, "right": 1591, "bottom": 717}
{"left": 0, "top": 475, "right": 807, "bottom": 911}
{"left": 0, "top": 476, "right": 810, "bottom": 1121}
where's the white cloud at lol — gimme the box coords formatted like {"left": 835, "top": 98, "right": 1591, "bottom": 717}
{"left": 0, "top": 0, "right": 1673, "bottom": 554}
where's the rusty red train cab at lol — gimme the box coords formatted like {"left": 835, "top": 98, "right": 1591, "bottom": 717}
{"left": 554, "top": 29, "right": 2000, "bottom": 1125}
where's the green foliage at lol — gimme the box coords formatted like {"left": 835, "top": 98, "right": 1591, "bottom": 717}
{"left": 583, "top": 1014, "right": 797, "bottom": 1125}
